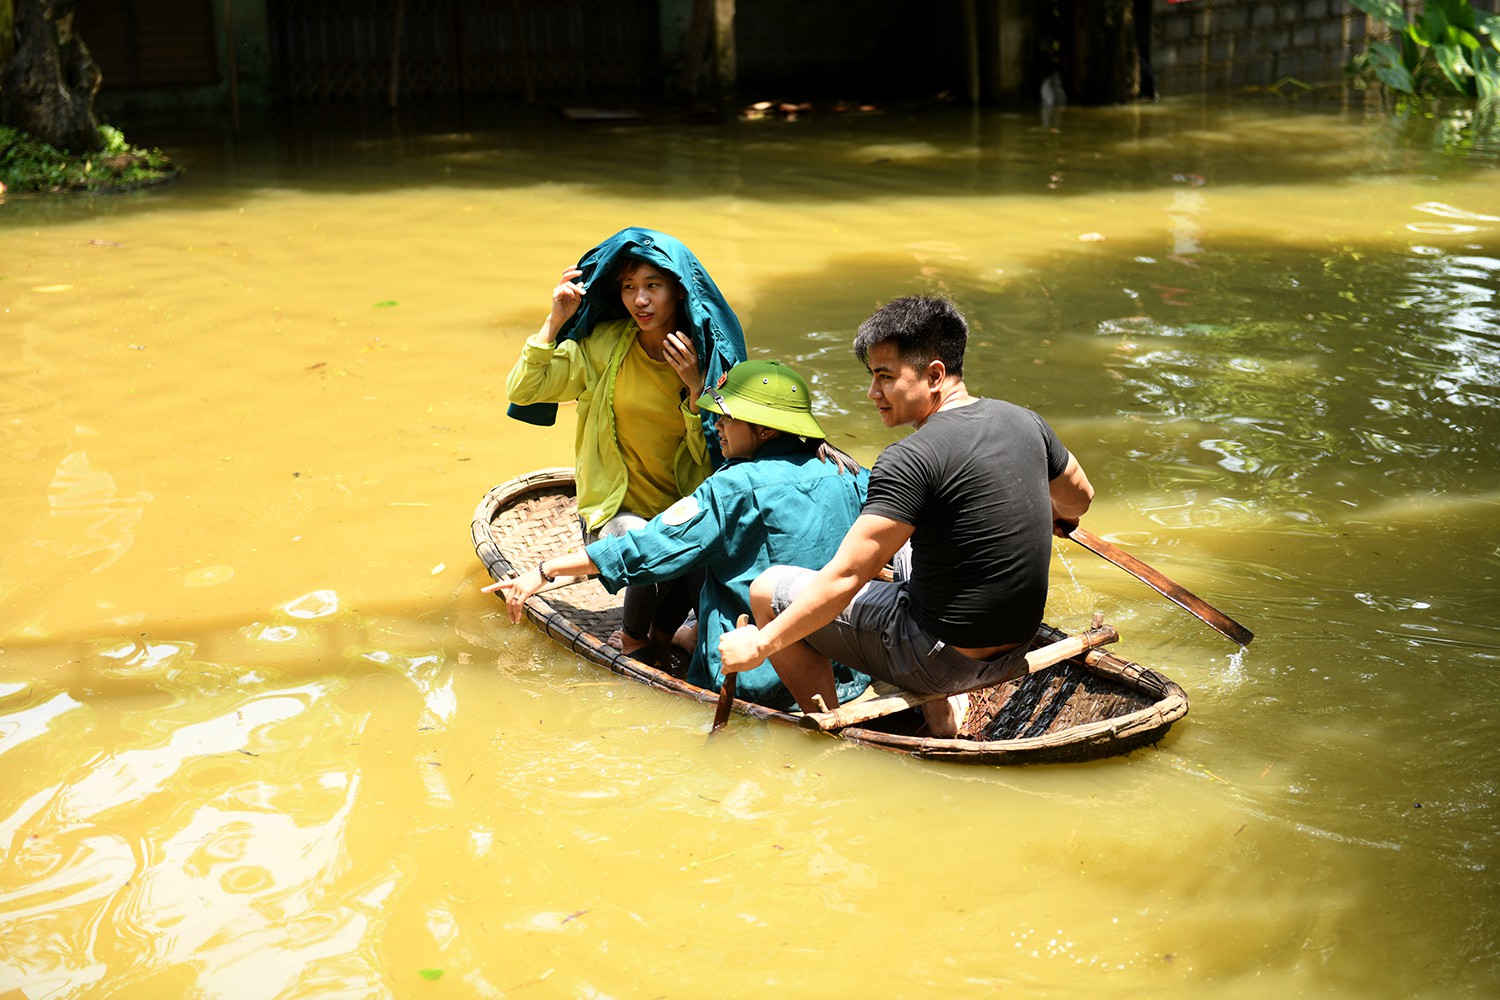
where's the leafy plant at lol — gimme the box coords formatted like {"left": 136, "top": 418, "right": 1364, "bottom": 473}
{"left": 0, "top": 123, "right": 178, "bottom": 194}
{"left": 1349, "top": 0, "right": 1500, "bottom": 101}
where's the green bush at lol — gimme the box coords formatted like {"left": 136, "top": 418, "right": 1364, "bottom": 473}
{"left": 1349, "top": 0, "right": 1500, "bottom": 101}
{"left": 0, "top": 123, "right": 178, "bottom": 193}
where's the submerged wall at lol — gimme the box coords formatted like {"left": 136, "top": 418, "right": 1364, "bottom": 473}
{"left": 1151, "top": 0, "right": 1366, "bottom": 94}
{"left": 1149, "top": 0, "right": 1500, "bottom": 96}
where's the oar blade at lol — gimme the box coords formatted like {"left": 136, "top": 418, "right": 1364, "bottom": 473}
{"left": 711, "top": 674, "right": 737, "bottom": 732}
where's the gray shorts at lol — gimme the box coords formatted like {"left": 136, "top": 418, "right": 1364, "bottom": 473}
{"left": 765, "top": 566, "right": 1030, "bottom": 695}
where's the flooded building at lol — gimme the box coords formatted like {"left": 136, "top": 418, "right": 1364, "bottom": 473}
{"left": 72, "top": 0, "right": 1500, "bottom": 112}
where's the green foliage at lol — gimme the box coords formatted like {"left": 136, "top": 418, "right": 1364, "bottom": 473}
{"left": 0, "top": 123, "right": 179, "bottom": 194}
{"left": 1348, "top": 0, "right": 1500, "bottom": 102}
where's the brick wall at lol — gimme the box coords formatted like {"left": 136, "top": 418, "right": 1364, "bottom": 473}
{"left": 1151, "top": 0, "right": 1362, "bottom": 94}
{"left": 1149, "top": 0, "right": 1500, "bottom": 95}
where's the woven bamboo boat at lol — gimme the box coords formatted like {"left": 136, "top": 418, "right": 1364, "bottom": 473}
{"left": 472, "top": 468, "right": 1190, "bottom": 765}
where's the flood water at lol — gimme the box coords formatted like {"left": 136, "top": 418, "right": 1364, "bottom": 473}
{"left": 2, "top": 94, "right": 1498, "bottom": 998}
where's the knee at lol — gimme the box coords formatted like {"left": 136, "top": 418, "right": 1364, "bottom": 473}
{"left": 748, "top": 572, "right": 779, "bottom": 625}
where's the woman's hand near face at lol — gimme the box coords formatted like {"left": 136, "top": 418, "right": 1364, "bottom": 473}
{"left": 541, "top": 267, "right": 587, "bottom": 343}
{"left": 663, "top": 331, "right": 703, "bottom": 411}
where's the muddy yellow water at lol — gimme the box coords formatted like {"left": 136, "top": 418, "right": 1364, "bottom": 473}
{"left": 3, "top": 96, "right": 1498, "bottom": 997}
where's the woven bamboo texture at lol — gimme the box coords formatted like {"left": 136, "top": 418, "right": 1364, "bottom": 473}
{"left": 472, "top": 469, "right": 1190, "bottom": 765}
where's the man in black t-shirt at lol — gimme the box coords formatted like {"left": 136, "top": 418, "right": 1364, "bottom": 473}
{"left": 718, "top": 296, "right": 1095, "bottom": 737}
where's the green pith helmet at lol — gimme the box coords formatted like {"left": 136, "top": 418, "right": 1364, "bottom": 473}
{"left": 697, "top": 360, "right": 827, "bottom": 440}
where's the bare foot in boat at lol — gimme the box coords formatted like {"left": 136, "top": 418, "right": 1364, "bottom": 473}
{"left": 609, "top": 628, "right": 678, "bottom": 667}
{"left": 608, "top": 630, "right": 649, "bottom": 657}
{"left": 920, "top": 692, "right": 969, "bottom": 739}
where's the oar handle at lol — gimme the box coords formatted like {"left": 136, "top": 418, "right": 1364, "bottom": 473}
{"left": 710, "top": 614, "right": 749, "bottom": 733}
{"left": 1062, "top": 523, "right": 1254, "bottom": 646}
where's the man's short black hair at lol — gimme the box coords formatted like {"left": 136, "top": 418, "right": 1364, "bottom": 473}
{"left": 852, "top": 295, "right": 967, "bottom": 377}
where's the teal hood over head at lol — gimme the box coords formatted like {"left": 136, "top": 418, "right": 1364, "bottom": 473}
{"left": 506, "top": 228, "right": 748, "bottom": 462}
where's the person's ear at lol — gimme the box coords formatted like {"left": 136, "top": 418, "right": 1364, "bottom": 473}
{"left": 926, "top": 360, "right": 946, "bottom": 387}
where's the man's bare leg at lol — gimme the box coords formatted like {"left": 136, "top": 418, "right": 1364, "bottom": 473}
{"left": 748, "top": 576, "right": 840, "bottom": 713}
{"left": 920, "top": 692, "right": 969, "bottom": 738}
{"left": 767, "top": 640, "right": 840, "bottom": 714}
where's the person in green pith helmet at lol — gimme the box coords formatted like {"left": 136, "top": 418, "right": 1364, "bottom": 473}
{"left": 487, "top": 360, "right": 871, "bottom": 711}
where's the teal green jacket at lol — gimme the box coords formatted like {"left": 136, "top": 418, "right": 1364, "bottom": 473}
{"left": 585, "top": 437, "right": 872, "bottom": 710}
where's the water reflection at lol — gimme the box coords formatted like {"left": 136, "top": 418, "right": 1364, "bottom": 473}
{"left": 1091, "top": 233, "right": 1500, "bottom": 526}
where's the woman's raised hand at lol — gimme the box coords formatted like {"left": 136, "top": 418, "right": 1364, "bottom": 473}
{"left": 663, "top": 331, "right": 704, "bottom": 407}
{"left": 543, "top": 267, "right": 588, "bottom": 341}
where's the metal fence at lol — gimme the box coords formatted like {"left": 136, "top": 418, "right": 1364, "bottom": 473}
{"left": 266, "top": 0, "right": 660, "bottom": 105}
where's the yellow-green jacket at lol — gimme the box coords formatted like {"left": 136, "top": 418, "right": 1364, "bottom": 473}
{"left": 506, "top": 318, "right": 713, "bottom": 531}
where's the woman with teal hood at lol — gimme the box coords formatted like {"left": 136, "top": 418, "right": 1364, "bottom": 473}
{"left": 490, "top": 360, "right": 872, "bottom": 712}
{"left": 506, "top": 228, "right": 747, "bottom": 661}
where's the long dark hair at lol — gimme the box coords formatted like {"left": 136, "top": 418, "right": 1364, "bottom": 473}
{"left": 812, "top": 438, "right": 862, "bottom": 476}
{"left": 742, "top": 423, "right": 863, "bottom": 476}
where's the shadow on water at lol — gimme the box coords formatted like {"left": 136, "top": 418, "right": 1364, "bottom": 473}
{"left": 9, "top": 92, "right": 1500, "bottom": 225}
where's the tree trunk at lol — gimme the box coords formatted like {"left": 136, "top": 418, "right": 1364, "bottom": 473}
{"left": 1, "top": 0, "right": 103, "bottom": 153}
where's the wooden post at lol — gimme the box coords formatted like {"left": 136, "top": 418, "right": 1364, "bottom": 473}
{"left": 712, "top": 0, "right": 735, "bottom": 114}
{"left": 508, "top": 0, "right": 535, "bottom": 105}
{"left": 0, "top": 0, "right": 15, "bottom": 68}
{"left": 224, "top": 0, "right": 240, "bottom": 136}
{"left": 681, "top": 0, "right": 711, "bottom": 96}
{"left": 388, "top": 0, "right": 404, "bottom": 109}
{"left": 993, "top": 0, "right": 1028, "bottom": 101}
{"left": 962, "top": 0, "right": 980, "bottom": 105}
{"left": 1066, "top": 0, "right": 1139, "bottom": 104}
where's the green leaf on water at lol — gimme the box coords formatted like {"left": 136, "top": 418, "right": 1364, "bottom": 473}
{"left": 374, "top": 300, "right": 399, "bottom": 308}
{"left": 418, "top": 968, "right": 444, "bottom": 981}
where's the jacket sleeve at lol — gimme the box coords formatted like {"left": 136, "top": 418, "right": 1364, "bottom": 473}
{"left": 674, "top": 398, "right": 714, "bottom": 495}
{"left": 505, "top": 332, "right": 590, "bottom": 405}
{"left": 586, "top": 485, "right": 731, "bottom": 592}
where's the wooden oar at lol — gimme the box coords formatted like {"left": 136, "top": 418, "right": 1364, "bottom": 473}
{"left": 1060, "top": 524, "right": 1254, "bottom": 646}
{"left": 710, "top": 615, "right": 749, "bottom": 733}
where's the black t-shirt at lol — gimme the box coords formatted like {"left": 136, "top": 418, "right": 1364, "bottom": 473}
{"left": 863, "top": 398, "right": 1070, "bottom": 647}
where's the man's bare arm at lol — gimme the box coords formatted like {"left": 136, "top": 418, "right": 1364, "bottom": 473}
{"left": 1050, "top": 453, "right": 1094, "bottom": 533}
{"left": 719, "top": 514, "right": 913, "bottom": 674}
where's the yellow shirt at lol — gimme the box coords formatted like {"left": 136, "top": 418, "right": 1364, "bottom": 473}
{"left": 505, "top": 319, "right": 712, "bottom": 530}
{"left": 614, "top": 338, "right": 686, "bottom": 517}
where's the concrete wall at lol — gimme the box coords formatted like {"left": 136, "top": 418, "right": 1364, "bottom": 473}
{"left": 1149, "top": 0, "right": 1500, "bottom": 96}
{"left": 1150, "top": 0, "right": 1367, "bottom": 94}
